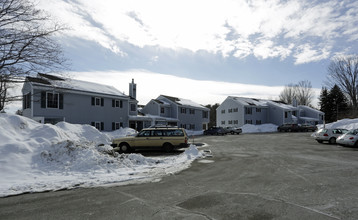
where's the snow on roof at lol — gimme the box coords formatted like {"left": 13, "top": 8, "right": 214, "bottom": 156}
{"left": 298, "top": 105, "right": 324, "bottom": 114}
{"left": 267, "top": 100, "right": 297, "bottom": 110}
{"left": 159, "top": 95, "right": 208, "bottom": 110}
{"left": 230, "top": 96, "right": 269, "bottom": 107}
{"left": 28, "top": 74, "right": 126, "bottom": 97}
{"left": 229, "top": 96, "right": 300, "bottom": 111}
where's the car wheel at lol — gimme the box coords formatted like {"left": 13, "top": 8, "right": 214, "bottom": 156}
{"left": 317, "top": 140, "right": 323, "bottom": 143}
{"left": 163, "top": 143, "right": 174, "bottom": 153}
{"left": 354, "top": 141, "right": 358, "bottom": 148}
{"left": 329, "top": 137, "right": 336, "bottom": 144}
{"left": 231, "top": 131, "right": 234, "bottom": 135}
{"left": 120, "top": 143, "right": 131, "bottom": 153}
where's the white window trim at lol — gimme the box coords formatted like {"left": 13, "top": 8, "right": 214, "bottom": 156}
{"left": 95, "top": 97, "right": 101, "bottom": 106}
{"left": 46, "top": 92, "right": 59, "bottom": 109}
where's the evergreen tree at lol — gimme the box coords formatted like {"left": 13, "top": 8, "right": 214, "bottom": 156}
{"left": 319, "top": 87, "right": 331, "bottom": 121}
{"left": 329, "top": 85, "right": 348, "bottom": 121}
{"left": 320, "top": 85, "right": 349, "bottom": 122}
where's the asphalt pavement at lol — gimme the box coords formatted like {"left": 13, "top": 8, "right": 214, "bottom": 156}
{"left": 1, "top": 132, "right": 358, "bottom": 219}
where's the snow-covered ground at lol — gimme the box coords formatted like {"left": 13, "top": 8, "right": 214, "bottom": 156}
{"left": 0, "top": 113, "right": 206, "bottom": 197}
{"left": 317, "top": 118, "right": 358, "bottom": 130}
{"left": 2, "top": 112, "right": 357, "bottom": 198}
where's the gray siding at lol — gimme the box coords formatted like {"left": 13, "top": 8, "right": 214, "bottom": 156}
{"left": 142, "top": 100, "right": 160, "bottom": 115}
{"left": 216, "top": 98, "right": 245, "bottom": 127}
{"left": 177, "top": 106, "right": 209, "bottom": 130}
{"left": 243, "top": 106, "right": 268, "bottom": 125}
{"left": 28, "top": 86, "right": 130, "bottom": 131}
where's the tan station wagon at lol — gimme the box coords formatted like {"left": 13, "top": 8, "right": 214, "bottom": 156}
{"left": 112, "top": 126, "right": 189, "bottom": 153}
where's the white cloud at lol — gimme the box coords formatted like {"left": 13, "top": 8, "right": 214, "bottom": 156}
{"left": 71, "top": 70, "right": 283, "bottom": 106}
{"left": 36, "top": 0, "right": 358, "bottom": 63}
{"left": 294, "top": 44, "right": 331, "bottom": 64}
{"left": 70, "top": 70, "right": 326, "bottom": 108}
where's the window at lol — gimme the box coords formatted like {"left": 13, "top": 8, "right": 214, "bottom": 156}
{"left": 112, "top": 100, "right": 123, "bottom": 108}
{"left": 190, "top": 124, "right": 195, "bottom": 130}
{"left": 285, "top": 112, "right": 288, "bottom": 118}
{"left": 189, "top": 109, "right": 195, "bottom": 114}
{"left": 234, "top": 120, "right": 238, "bottom": 124}
{"left": 228, "top": 109, "right": 232, "bottom": 113}
{"left": 233, "top": 108, "right": 238, "bottom": 112}
{"left": 47, "top": 92, "right": 59, "bottom": 108}
{"left": 23, "top": 92, "right": 31, "bottom": 109}
{"left": 221, "top": 121, "right": 225, "bottom": 125}
{"left": 245, "top": 120, "right": 252, "bottom": 124}
{"left": 256, "top": 108, "right": 261, "bottom": 113}
{"left": 245, "top": 107, "right": 252, "bottom": 115}
{"left": 92, "top": 97, "right": 104, "bottom": 106}
{"left": 92, "top": 122, "right": 104, "bottom": 130}
{"left": 221, "top": 109, "right": 225, "bottom": 114}
{"left": 138, "top": 130, "right": 151, "bottom": 137}
{"left": 130, "top": 104, "right": 136, "bottom": 111}
{"left": 228, "top": 120, "right": 233, "bottom": 124}
{"left": 112, "top": 122, "right": 122, "bottom": 130}
{"left": 202, "top": 111, "right": 208, "bottom": 118}
{"left": 181, "top": 124, "right": 187, "bottom": 129}
{"left": 256, "top": 120, "right": 261, "bottom": 125}
{"left": 181, "top": 108, "right": 187, "bottom": 114}
{"left": 161, "top": 107, "right": 165, "bottom": 114}
{"left": 41, "top": 92, "right": 63, "bottom": 109}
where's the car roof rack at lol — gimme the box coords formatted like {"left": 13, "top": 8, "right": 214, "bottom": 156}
{"left": 149, "top": 125, "right": 179, "bottom": 129}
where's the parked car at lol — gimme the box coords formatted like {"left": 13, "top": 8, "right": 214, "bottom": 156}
{"left": 337, "top": 129, "right": 358, "bottom": 147}
{"left": 203, "top": 127, "right": 226, "bottom": 135}
{"left": 277, "top": 123, "right": 301, "bottom": 132}
{"left": 224, "top": 127, "right": 242, "bottom": 135}
{"left": 300, "top": 124, "right": 317, "bottom": 132}
{"left": 111, "top": 127, "right": 189, "bottom": 153}
{"left": 314, "top": 128, "right": 348, "bottom": 144}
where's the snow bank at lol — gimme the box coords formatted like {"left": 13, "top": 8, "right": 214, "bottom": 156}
{"left": 317, "top": 118, "right": 358, "bottom": 130}
{"left": 0, "top": 113, "right": 205, "bottom": 197}
{"left": 241, "top": 123, "right": 278, "bottom": 133}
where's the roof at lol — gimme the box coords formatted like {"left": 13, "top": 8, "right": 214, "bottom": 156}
{"left": 298, "top": 105, "right": 324, "bottom": 114}
{"left": 27, "top": 74, "right": 127, "bottom": 97}
{"left": 152, "top": 99, "right": 171, "bottom": 106}
{"left": 159, "top": 95, "right": 209, "bottom": 110}
{"left": 229, "top": 96, "right": 269, "bottom": 107}
{"left": 228, "top": 96, "right": 299, "bottom": 110}
{"left": 267, "top": 100, "right": 297, "bottom": 110}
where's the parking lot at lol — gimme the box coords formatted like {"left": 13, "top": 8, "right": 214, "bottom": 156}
{"left": 1, "top": 132, "right": 358, "bottom": 219}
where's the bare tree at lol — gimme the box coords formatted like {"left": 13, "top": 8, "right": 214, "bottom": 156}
{"left": 295, "top": 80, "right": 314, "bottom": 106}
{"left": 279, "top": 80, "right": 314, "bottom": 106}
{"left": 327, "top": 55, "right": 358, "bottom": 110}
{"left": 0, "top": 0, "right": 68, "bottom": 111}
{"left": 279, "top": 83, "right": 296, "bottom": 105}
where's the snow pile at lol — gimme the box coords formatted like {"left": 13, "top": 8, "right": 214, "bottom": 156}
{"left": 103, "top": 127, "right": 137, "bottom": 140}
{"left": 0, "top": 113, "right": 205, "bottom": 197}
{"left": 317, "top": 118, "right": 358, "bottom": 130}
{"left": 241, "top": 123, "right": 278, "bottom": 133}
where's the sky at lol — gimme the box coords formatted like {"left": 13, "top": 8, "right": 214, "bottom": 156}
{"left": 8, "top": 0, "right": 357, "bottom": 111}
